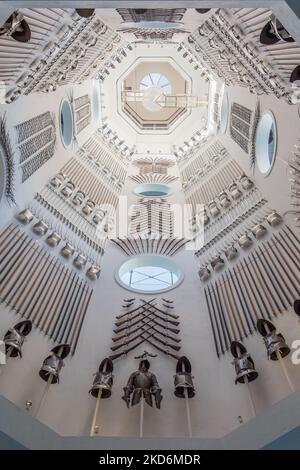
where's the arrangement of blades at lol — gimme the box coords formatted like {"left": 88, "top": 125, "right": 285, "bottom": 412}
{"left": 204, "top": 225, "right": 300, "bottom": 357}
{"left": 109, "top": 298, "right": 181, "bottom": 360}
{"left": 0, "top": 224, "right": 93, "bottom": 354}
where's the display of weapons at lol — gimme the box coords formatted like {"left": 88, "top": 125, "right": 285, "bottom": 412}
{"left": 110, "top": 299, "right": 181, "bottom": 360}
{"left": 0, "top": 226, "right": 93, "bottom": 354}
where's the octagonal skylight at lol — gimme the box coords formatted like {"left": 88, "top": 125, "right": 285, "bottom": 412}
{"left": 140, "top": 73, "right": 172, "bottom": 95}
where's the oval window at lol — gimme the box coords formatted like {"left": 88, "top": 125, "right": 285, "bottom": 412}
{"left": 59, "top": 99, "right": 74, "bottom": 147}
{"left": 134, "top": 183, "right": 172, "bottom": 198}
{"left": 255, "top": 111, "right": 277, "bottom": 176}
{"left": 115, "top": 255, "right": 183, "bottom": 294}
{"left": 220, "top": 92, "right": 229, "bottom": 133}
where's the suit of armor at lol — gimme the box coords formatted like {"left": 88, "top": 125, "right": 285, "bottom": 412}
{"left": 122, "top": 360, "right": 162, "bottom": 409}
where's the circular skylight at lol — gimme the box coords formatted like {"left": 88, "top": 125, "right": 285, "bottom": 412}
{"left": 255, "top": 111, "right": 277, "bottom": 176}
{"left": 140, "top": 73, "right": 171, "bottom": 96}
{"left": 220, "top": 92, "right": 229, "bottom": 133}
{"left": 59, "top": 99, "right": 73, "bottom": 147}
{"left": 134, "top": 183, "right": 172, "bottom": 198}
{"left": 116, "top": 255, "right": 183, "bottom": 293}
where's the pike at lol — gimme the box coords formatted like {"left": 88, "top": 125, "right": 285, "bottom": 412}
{"left": 71, "top": 287, "right": 94, "bottom": 354}
{"left": 31, "top": 258, "right": 61, "bottom": 323}
{"left": 240, "top": 258, "right": 271, "bottom": 321}
{"left": 52, "top": 270, "right": 79, "bottom": 340}
{"left": 4, "top": 246, "right": 44, "bottom": 307}
{"left": 227, "top": 268, "right": 255, "bottom": 332}
{"left": 218, "top": 278, "right": 239, "bottom": 340}
{"left": 231, "top": 264, "right": 258, "bottom": 328}
{"left": 0, "top": 238, "right": 35, "bottom": 297}
{"left": 34, "top": 261, "right": 65, "bottom": 326}
{"left": 40, "top": 264, "right": 69, "bottom": 331}
{"left": 207, "top": 285, "right": 225, "bottom": 354}
{"left": 43, "top": 265, "right": 70, "bottom": 334}
{"left": 19, "top": 252, "right": 52, "bottom": 319}
{"left": 277, "top": 231, "right": 300, "bottom": 264}
{"left": 54, "top": 275, "right": 84, "bottom": 344}
{"left": 273, "top": 233, "right": 300, "bottom": 270}
{"left": 266, "top": 241, "right": 299, "bottom": 295}
{"left": 62, "top": 280, "right": 88, "bottom": 345}
{"left": 204, "top": 288, "right": 220, "bottom": 357}
{"left": 255, "top": 247, "right": 287, "bottom": 311}
{"left": 0, "top": 226, "right": 22, "bottom": 261}
{"left": 233, "top": 265, "right": 261, "bottom": 322}
{"left": 0, "top": 224, "right": 13, "bottom": 244}
{"left": 224, "top": 271, "right": 249, "bottom": 337}
{"left": 248, "top": 253, "right": 278, "bottom": 317}
{"left": 14, "top": 250, "right": 47, "bottom": 315}
{"left": 0, "top": 233, "right": 32, "bottom": 283}
{"left": 211, "top": 282, "right": 231, "bottom": 350}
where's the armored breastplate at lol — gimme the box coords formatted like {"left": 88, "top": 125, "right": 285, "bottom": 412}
{"left": 133, "top": 371, "right": 152, "bottom": 390}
